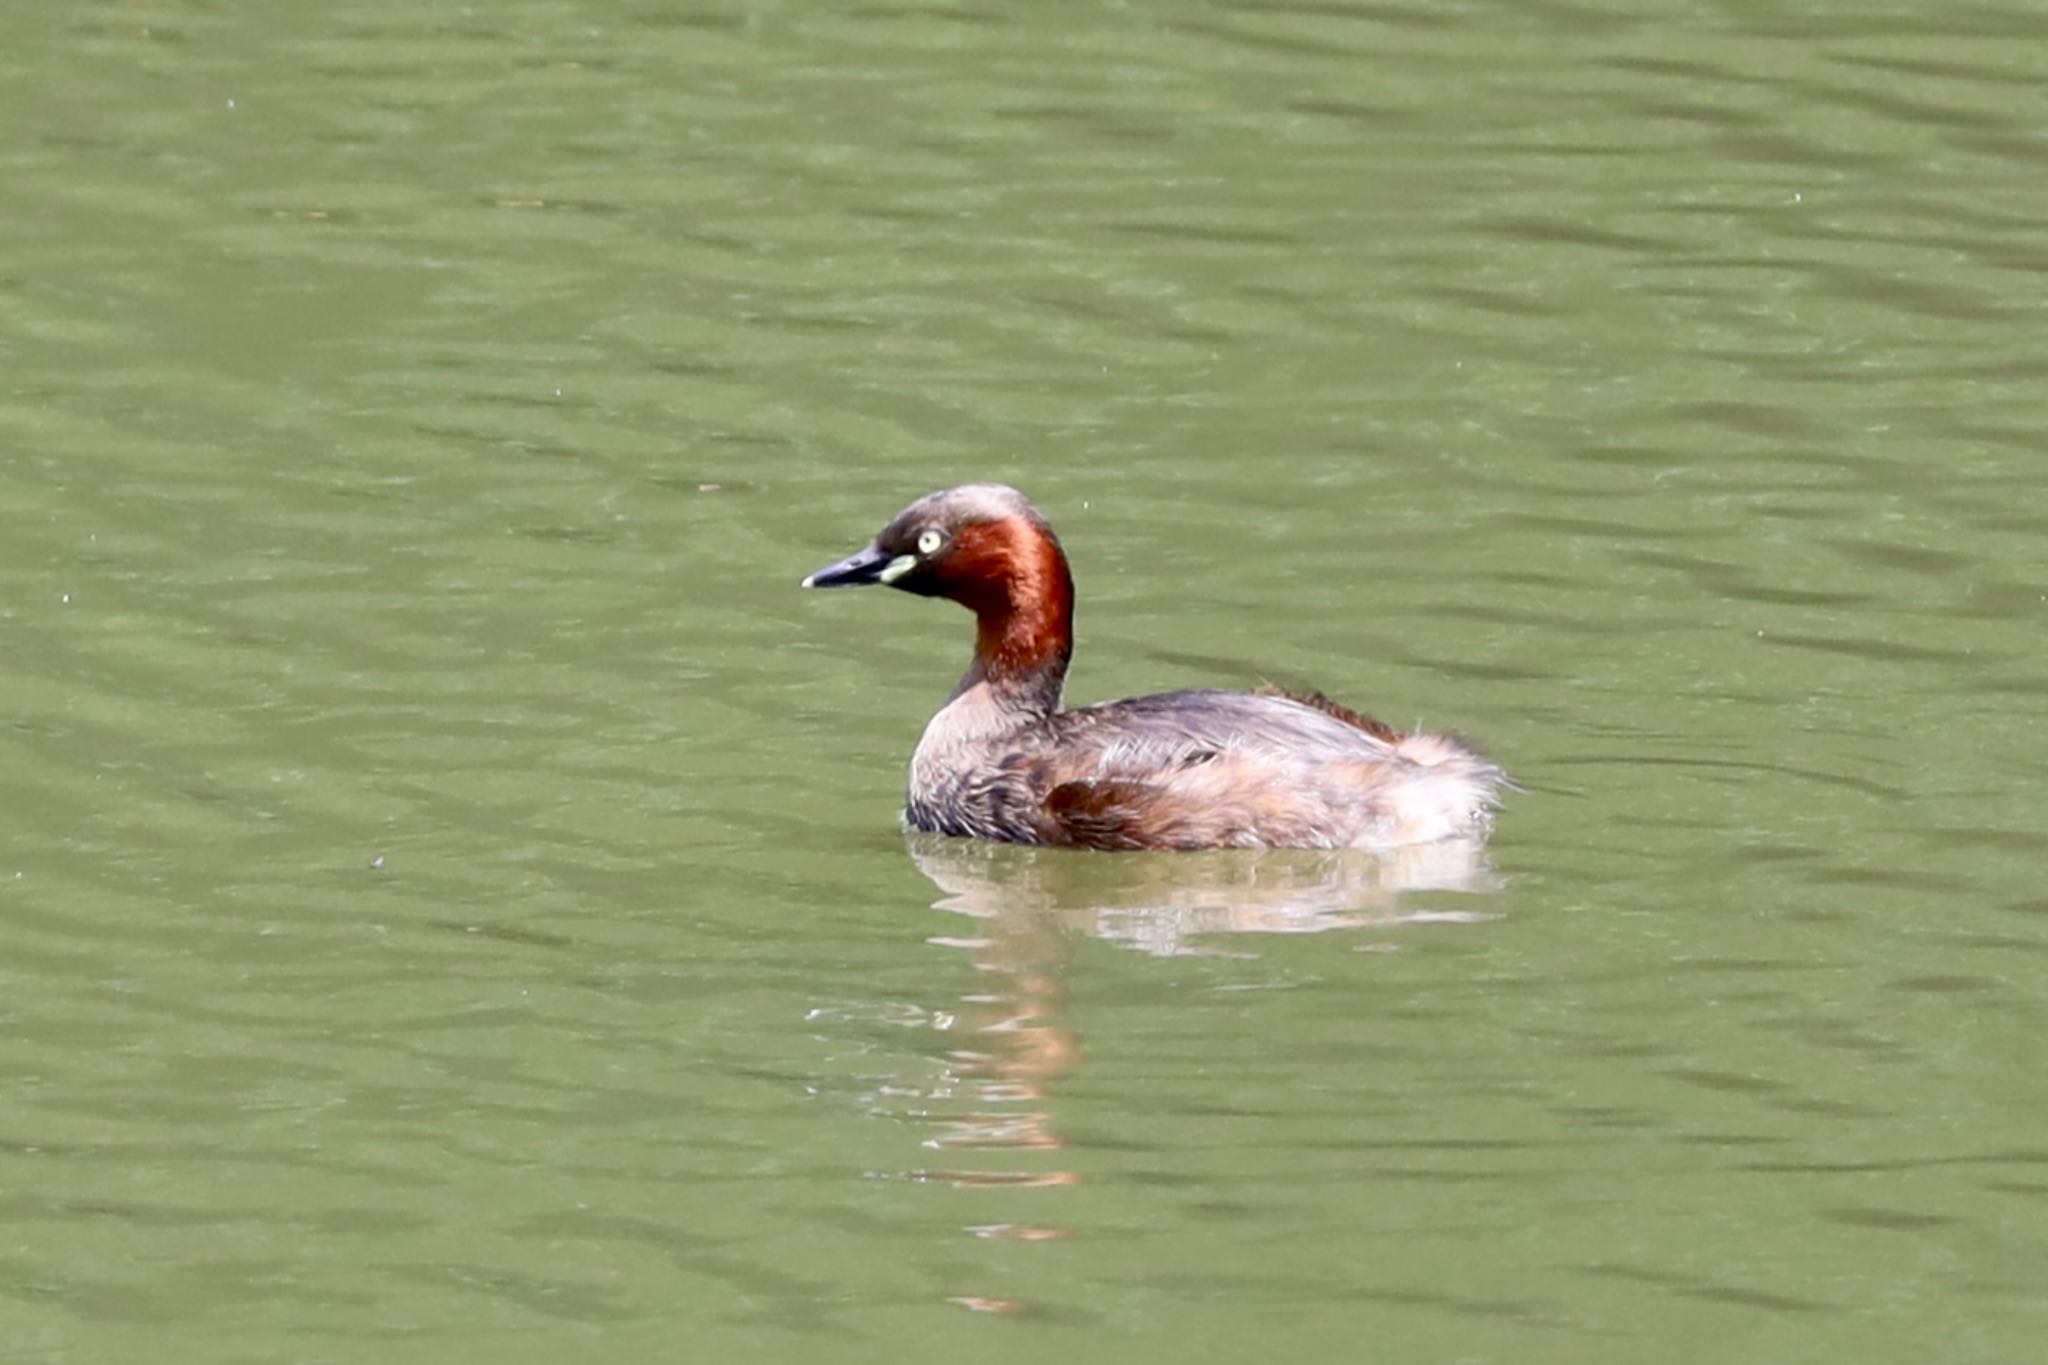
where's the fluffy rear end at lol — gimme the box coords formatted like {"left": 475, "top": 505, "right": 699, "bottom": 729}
{"left": 1377, "top": 733, "right": 1509, "bottom": 847}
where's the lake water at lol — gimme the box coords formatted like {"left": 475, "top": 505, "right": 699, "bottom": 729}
{"left": 4, "top": 1, "right": 2046, "bottom": 1361}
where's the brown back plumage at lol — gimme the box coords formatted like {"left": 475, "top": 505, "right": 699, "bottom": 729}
{"left": 1254, "top": 685, "right": 1404, "bottom": 744}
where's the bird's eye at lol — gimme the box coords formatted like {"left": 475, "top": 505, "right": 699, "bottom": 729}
{"left": 916, "top": 529, "right": 944, "bottom": 555}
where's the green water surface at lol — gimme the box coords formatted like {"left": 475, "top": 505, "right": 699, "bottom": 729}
{"left": 2, "top": 2, "right": 2045, "bottom": 1362}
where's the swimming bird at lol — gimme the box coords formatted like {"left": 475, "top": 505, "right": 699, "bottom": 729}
{"left": 802, "top": 484, "right": 1506, "bottom": 850}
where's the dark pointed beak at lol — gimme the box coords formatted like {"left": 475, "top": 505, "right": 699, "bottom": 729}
{"left": 801, "top": 543, "right": 898, "bottom": 589}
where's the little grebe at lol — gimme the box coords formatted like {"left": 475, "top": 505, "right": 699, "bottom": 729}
{"left": 802, "top": 484, "right": 1506, "bottom": 851}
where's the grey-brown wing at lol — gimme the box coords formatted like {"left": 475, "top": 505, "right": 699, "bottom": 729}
{"left": 1052, "top": 689, "right": 1397, "bottom": 770}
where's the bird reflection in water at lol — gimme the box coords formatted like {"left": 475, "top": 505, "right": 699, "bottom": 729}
{"left": 910, "top": 827, "right": 1500, "bottom": 958}
{"left": 897, "top": 829, "right": 1502, "bottom": 1258}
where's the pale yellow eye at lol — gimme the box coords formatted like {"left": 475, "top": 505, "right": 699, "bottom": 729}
{"left": 916, "top": 529, "right": 944, "bottom": 555}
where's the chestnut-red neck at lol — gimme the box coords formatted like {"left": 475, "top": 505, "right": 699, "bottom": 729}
{"left": 948, "top": 519, "right": 1074, "bottom": 713}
